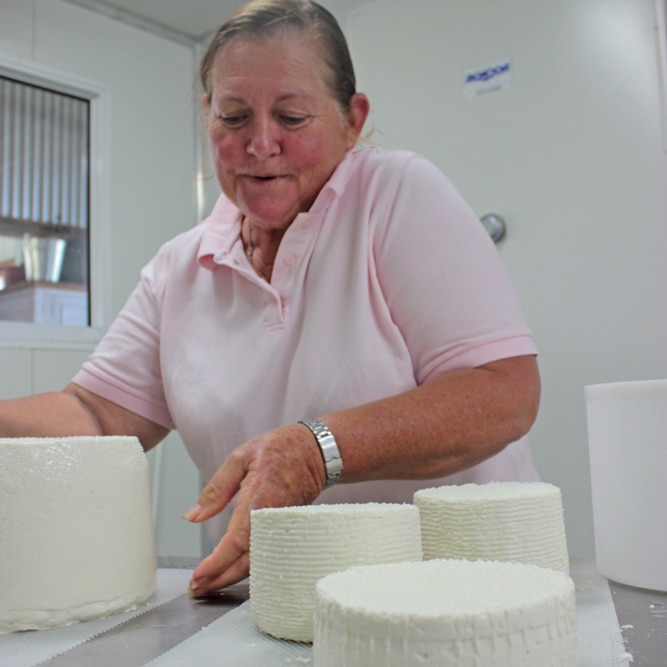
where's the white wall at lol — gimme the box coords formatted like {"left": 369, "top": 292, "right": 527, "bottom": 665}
{"left": 349, "top": 0, "right": 667, "bottom": 558}
{"left": 0, "top": 0, "right": 203, "bottom": 558}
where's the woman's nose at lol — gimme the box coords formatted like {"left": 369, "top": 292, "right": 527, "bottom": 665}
{"left": 246, "top": 119, "right": 280, "bottom": 159}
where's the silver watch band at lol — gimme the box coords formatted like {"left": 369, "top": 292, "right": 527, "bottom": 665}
{"left": 299, "top": 418, "right": 343, "bottom": 487}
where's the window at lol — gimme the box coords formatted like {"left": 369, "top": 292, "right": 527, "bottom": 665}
{"left": 0, "top": 75, "right": 89, "bottom": 326}
{"left": 0, "top": 56, "right": 110, "bottom": 347}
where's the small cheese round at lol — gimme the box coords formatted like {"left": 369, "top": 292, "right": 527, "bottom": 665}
{"left": 250, "top": 503, "right": 422, "bottom": 642}
{"left": 414, "top": 482, "right": 569, "bottom": 573}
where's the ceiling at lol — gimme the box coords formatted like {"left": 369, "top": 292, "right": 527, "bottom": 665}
{"left": 62, "top": 0, "right": 370, "bottom": 44}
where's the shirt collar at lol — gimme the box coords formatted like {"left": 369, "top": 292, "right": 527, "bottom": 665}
{"left": 197, "top": 196, "right": 242, "bottom": 270}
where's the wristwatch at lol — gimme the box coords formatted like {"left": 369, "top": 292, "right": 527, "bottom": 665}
{"left": 299, "top": 418, "right": 343, "bottom": 487}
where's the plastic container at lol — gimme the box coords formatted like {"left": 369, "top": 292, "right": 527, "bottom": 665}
{"left": 585, "top": 379, "right": 667, "bottom": 591}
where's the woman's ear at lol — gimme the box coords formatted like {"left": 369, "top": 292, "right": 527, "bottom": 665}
{"left": 345, "top": 93, "right": 370, "bottom": 148}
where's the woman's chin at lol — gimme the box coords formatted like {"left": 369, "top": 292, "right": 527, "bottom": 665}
{"left": 240, "top": 203, "right": 301, "bottom": 229}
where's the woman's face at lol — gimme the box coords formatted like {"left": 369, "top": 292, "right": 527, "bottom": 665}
{"left": 204, "top": 32, "right": 368, "bottom": 231}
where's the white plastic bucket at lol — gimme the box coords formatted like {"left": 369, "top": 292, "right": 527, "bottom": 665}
{"left": 585, "top": 379, "right": 667, "bottom": 591}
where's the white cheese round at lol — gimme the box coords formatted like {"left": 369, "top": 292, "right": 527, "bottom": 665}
{"left": 250, "top": 503, "right": 422, "bottom": 642}
{"left": 314, "top": 558, "right": 577, "bottom": 667}
{"left": 0, "top": 436, "right": 157, "bottom": 632}
{"left": 414, "top": 482, "right": 570, "bottom": 573}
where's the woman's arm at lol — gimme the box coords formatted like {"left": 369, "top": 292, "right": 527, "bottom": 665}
{"left": 0, "top": 383, "right": 169, "bottom": 451}
{"left": 325, "top": 355, "right": 540, "bottom": 481}
{"left": 185, "top": 354, "right": 540, "bottom": 594}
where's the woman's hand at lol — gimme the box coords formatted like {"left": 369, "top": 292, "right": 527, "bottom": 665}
{"left": 184, "top": 423, "right": 326, "bottom": 596}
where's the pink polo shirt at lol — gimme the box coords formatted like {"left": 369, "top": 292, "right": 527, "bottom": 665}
{"left": 74, "top": 147, "right": 539, "bottom": 543}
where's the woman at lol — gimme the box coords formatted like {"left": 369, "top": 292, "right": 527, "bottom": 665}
{"left": 0, "top": 0, "right": 540, "bottom": 596}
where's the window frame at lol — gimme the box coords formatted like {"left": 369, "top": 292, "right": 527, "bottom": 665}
{"left": 656, "top": 0, "right": 667, "bottom": 154}
{"left": 0, "top": 54, "right": 111, "bottom": 349}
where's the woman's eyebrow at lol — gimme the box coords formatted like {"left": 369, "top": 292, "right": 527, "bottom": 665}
{"left": 215, "top": 91, "right": 316, "bottom": 104}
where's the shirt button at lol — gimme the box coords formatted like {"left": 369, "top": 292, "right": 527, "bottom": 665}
{"left": 284, "top": 253, "right": 297, "bottom": 266}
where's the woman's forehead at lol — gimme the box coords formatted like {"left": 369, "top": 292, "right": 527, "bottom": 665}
{"left": 214, "top": 30, "right": 321, "bottom": 70}
{"left": 209, "top": 33, "right": 330, "bottom": 98}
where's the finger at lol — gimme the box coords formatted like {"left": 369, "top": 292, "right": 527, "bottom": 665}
{"left": 189, "top": 550, "right": 250, "bottom": 596}
{"left": 183, "top": 453, "right": 245, "bottom": 523}
{"left": 188, "top": 524, "right": 250, "bottom": 594}
{"left": 190, "top": 520, "right": 249, "bottom": 583}
{"left": 188, "top": 480, "right": 255, "bottom": 590}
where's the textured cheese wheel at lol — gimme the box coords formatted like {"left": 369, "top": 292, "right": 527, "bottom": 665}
{"left": 314, "top": 558, "right": 577, "bottom": 667}
{"left": 414, "top": 482, "right": 569, "bottom": 573}
{"left": 249, "top": 503, "right": 422, "bottom": 642}
{"left": 0, "top": 436, "right": 157, "bottom": 632}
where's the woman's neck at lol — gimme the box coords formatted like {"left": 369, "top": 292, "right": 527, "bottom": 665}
{"left": 243, "top": 217, "right": 284, "bottom": 282}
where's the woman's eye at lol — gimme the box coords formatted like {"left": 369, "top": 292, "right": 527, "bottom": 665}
{"left": 280, "top": 115, "right": 310, "bottom": 128}
{"left": 213, "top": 111, "right": 310, "bottom": 129}
{"left": 218, "top": 114, "right": 248, "bottom": 128}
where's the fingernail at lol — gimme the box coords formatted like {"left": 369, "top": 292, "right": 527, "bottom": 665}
{"left": 189, "top": 577, "right": 207, "bottom": 598}
{"left": 182, "top": 503, "right": 203, "bottom": 522}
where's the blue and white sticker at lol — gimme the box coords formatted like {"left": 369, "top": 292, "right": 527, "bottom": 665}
{"left": 464, "top": 58, "right": 512, "bottom": 96}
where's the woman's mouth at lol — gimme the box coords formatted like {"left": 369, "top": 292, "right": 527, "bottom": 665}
{"left": 244, "top": 173, "right": 286, "bottom": 185}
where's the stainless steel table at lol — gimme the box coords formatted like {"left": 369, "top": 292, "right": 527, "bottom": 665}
{"left": 610, "top": 579, "right": 667, "bottom": 666}
{"left": 34, "top": 558, "right": 667, "bottom": 666}
{"left": 38, "top": 580, "right": 249, "bottom": 667}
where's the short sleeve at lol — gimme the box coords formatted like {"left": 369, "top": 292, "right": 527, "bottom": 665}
{"left": 372, "top": 154, "right": 537, "bottom": 384}
{"left": 73, "top": 249, "right": 174, "bottom": 429}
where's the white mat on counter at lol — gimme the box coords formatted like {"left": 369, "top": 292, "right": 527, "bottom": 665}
{"left": 572, "top": 560, "right": 633, "bottom": 666}
{"left": 0, "top": 569, "right": 192, "bottom": 667}
{"left": 146, "top": 561, "right": 631, "bottom": 667}
{"left": 144, "top": 601, "right": 311, "bottom": 667}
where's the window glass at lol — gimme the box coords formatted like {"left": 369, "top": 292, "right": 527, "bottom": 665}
{"left": 0, "top": 75, "right": 90, "bottom": 326}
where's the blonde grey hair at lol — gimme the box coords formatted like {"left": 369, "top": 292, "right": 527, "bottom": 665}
{"left": 199, "top": 0, "right": 357, "bottom": 114}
